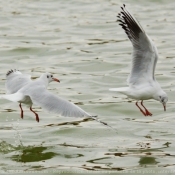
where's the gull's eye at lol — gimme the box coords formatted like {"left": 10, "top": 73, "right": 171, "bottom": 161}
{"left": 159, "top": 96, "right": 161, "bottom": 99}
{"left": 47, "top": 75, "right": 49, "bottom": 78}
{"left": 51, "top": 75, "right": 53, "bottom": 78}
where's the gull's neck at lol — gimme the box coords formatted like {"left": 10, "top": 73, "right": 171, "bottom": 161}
{"left": 38, "top": 74, "right": 49, "bottom": 87}
{"left": 153, "top": 88, "right": 165, "bottom": 101}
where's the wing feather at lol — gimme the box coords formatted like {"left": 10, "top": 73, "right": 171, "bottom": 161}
{"left": 22, "top": 85, "right": 91, "bottom": 118}
{"left": 118, "top": 5, "right": 158, "bottom": 85}
{"left": 5, "top": 69, "right": 32, "bottom": 94}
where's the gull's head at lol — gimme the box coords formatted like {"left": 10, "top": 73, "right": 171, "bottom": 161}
{"left": 157, "top": 91, "right": 168, "bottom": 111}
{"left": 41, "top": 73, "right": 60, "bottom": 84}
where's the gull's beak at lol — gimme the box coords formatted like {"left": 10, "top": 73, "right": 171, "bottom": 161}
{"left": 163, "top": 104, "right": 166, "bottom": 111}
{"left": 53, "top": 78, "right": 60, "bottom": 83}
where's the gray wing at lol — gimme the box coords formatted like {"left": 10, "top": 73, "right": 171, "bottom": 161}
{"left": 118, "top": 5, "right": 158, "bottom": 85}
{"left": 5, "top": 69, "right": 32, "bottom": 94}
{"left": 23, "top": 85, "right": 91, "bottom": 118}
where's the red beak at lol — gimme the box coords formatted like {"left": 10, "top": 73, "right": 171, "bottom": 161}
{"left": 53, "top": 78, "right": 60, "bottom": 83}
{"left": 163, "top": 104, "right": 166, "bottom": 111}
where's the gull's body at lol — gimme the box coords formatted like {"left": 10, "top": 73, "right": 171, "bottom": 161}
{"left": 109, "top": 5, "right": 168, "bottom": 116}
{"left": 2, "top": 70, "right": 90, "bottom": 120}
{"left": 0, "top": 69, "right": 113, "bottom": 130}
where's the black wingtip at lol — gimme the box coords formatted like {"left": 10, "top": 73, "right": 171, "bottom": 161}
{"left": 6, "top": 69, "right": 18, "bottom": 76}
{"left": 117, "top": 3, "right": 144, "bottom": 45}
{"left": 121, "top": 4, "right": 126, "bottom": 10}
{"left": 6, "top": 69, "right": 13, "bottom": 76}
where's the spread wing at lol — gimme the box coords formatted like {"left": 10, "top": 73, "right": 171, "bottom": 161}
{"left": 118, "top": 5, "right": 158, "bottom": 85}
{"left": 2, "top": 77, "right": 115, "bottom": 130}
{"left": 5, "top": 69, "right": 32, "bottom": 94}
{"left": 22, "top": 84, "right": 91, "bottom": 118}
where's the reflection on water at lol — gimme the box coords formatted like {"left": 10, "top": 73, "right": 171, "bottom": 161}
{"left": 12, "top": 146, "right": 56, "bottom": 163}
{"left": 0, "top": 141, "right": 16, "bottom": 153}
{"left": 139, "top": 157, "right": 158, "bottom": 165}
{"left": 0, "top": 0, "right": 175, "bottom": 174}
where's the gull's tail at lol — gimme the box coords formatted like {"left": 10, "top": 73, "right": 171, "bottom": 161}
{"left": 0, "top": 92, "right": 23, "bottom": 102}
{"left": 90, "top": 115, "right": 117, "bottom": 132}
{"left": 109, "top": 87, "right": 129, "bottom": 92}
{"left": 109, "top": 87, "right": 129, "bottom": 96}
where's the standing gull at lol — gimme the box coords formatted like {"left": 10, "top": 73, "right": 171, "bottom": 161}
{"left": 0, "top": 69, "right": 114, "bottom": 130}
{"left": 109, "top": 5, "right": 168, "bottom": 116}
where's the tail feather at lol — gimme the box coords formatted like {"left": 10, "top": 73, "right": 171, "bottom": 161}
{"left": 109, "top": 87, "right": 129, "bottom": 92}
{"left": 109, "top": 87, "right": 130, "bottom": 97}
{"left": 0, "top": 92, "right": 24, "bottom": 102}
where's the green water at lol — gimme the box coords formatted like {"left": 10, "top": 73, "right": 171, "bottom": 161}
{"left": 0, "top": 0, "right": 175, "bottom": 174}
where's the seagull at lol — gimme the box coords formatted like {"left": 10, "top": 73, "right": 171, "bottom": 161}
{"left": 0, "top": 69, "right": 115, "bottom": 130}
{"left": 109, "top": 4, "right": 168, "bottom": 116}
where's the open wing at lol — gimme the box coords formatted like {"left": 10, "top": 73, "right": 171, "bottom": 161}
{"left": 2, "top": 78, "right": 115, "bottom": 130}
{"left": 23, "top": 85, "right": 91, "bottom": 118}
{"left": 118, "top": 5, "right": 158, "bottom": 85}
{"left": 5, "top": 69, "right": 32, "bottom": 94}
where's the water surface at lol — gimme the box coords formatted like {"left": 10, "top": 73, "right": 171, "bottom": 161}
{"left": 0, "top": 0, "right": 175, "bottom": 174}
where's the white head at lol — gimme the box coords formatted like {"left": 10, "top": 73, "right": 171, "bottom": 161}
{"left": 154, "top": 90, "right": 168, "bottom": 111}
{"left": 40, "top": 73, "right": 60, "bottom": 85}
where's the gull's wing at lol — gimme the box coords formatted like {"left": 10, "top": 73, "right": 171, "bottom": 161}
{"left": 20, "top": 83, "right": 116, "bottom": 130}
{"left": 5, "top": 69, "right": 32, "bottom": 94}
{"left": 22, "top": 85, "right": 91, "bottom": 118}
{"left": 1, "top": 80, "right": 115, "bottom": 130}
{"left": 118, "top": 5, "right": 158, "bottom": 85}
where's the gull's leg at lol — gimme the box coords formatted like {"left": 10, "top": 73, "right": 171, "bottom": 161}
{"left": 30, "top": 107, "right": 39, "bottom": 122}
{"left": 141, "top": 101, "right": 152, "bottom": 116}
{"left": 135, "top": 101, "right": 147, "bottom": 116}
{"left": 19, "top": 103, "right": 23, "bottom": 119}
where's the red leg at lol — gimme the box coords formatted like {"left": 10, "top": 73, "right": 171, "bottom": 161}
{"left": 30, "top": 107, "right": 39, "bottom": 122}
{"left": 141, "top": 101, "right": 152, "bottom": 116}
{"left": 135, "top": 101, "right": 147, "bottom": 116}
{"left": 19, "top": 103, "right": 23, "bottom": 119}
